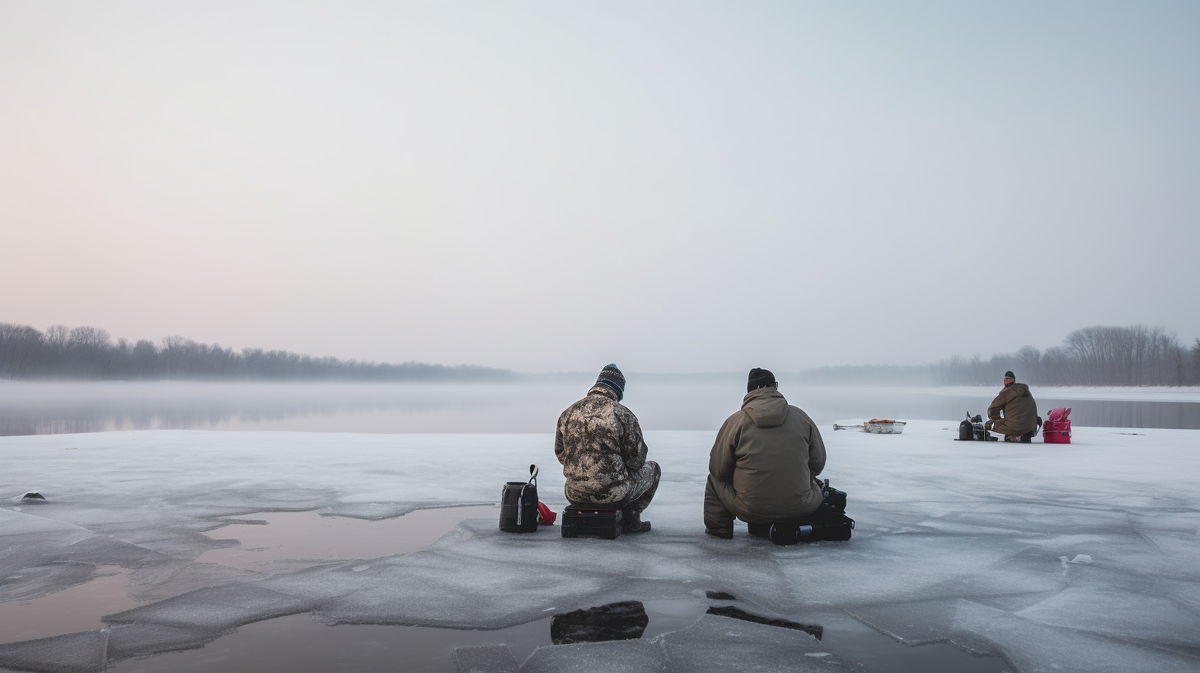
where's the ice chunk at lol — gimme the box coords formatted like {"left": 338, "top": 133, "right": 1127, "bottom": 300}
{"left": 0, "top": 630, "right": 106, "bottom": 673}
{"left": 304, "top": 547, "right": 618, "bottom": 629}
{"left": 453, "top": 645, "right": 519, "bottom": 673}
{"left": 104, "top": 583, "right": 314, "bottom": 631}
{"left": 1015, "top": 586, "right": 1200, "bottom": 648}
{"left": 521, "top": 639, "right": 666, "bottom": 673}
{"left": 851, "top": 598, "right": 992, "bottom": 652}
{"left": 106, "top": 623, "right": 216, "bottom": 661}
{"left": 0, "top": 508, "right": 91, "bottom": 537}
{"left": 952, "top": 599, "right": 1200, "bottom": 673}
{"left": 659, "top": 613, "right": 851, "bottom": 672}
{"left": 0, "top": 563, "right": 94, "bottom": 603}
{"left": 639, "top": 599, "right": 707, "bottom": 639}
{"left": 126, "top": 561, "right": 267, "bottom": 603}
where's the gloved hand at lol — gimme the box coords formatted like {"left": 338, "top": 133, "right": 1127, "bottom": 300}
{"left": 984, "top": 419, "right": 994, "bottom": 432}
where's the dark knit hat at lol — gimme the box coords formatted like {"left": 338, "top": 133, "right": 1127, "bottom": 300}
{"left": 595, "top": 364, "right": 626, "bottom": 400}
{"left": 747, "top": 368, "right": 777, "bottom": 393}
{"left": 1004, "top": 371, "right": 1015, "bottom": 379}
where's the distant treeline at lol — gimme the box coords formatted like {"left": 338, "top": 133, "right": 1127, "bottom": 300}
{"left": 802, "top": 325, "right": 1200, "bottom": 387}
{"left": 0, "top": 323, "right": 516, "bottom": 381}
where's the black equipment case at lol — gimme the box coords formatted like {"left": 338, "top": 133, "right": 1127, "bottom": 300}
{"left": 561, "top": 504, "right": 624, "bottom": 540}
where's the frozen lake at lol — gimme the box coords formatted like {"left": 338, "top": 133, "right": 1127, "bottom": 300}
{"left": 2, "top": 421, "right": 1198, "bottom": 673}
{"left": 3, "top": 380, "right": 1200, "bottom": 435}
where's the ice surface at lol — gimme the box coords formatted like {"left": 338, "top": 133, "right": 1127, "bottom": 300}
{"left": 1015, "top": 586, "right": 1200, "bottom": 648}
{"left": 2, "top": 423, "right": 1200, "bottom": 672}
{"left": 105, "top": 623, "right": 215, "bottom": 661}
{"left": 952, "top": 600, "right": 1200, "bottom": 673}
{"left": 453, "top": 645, "right": 519, "bottom": 673}
{"left": 520, "top": 639, "right": 666, "bottom": 673}
{"left": 658, "top": 613, "right": 849, "bottom": 672}
{"left": 0, "top": 630, "right": 106, "bottom": 673}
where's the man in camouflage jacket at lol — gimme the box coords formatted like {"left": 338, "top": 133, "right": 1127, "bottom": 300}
{"left": 555, "top": 364, "right": 659, "bottom": 532}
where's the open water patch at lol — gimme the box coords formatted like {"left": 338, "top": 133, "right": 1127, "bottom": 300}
{"left": 0, "top": 506, "right": 495, "bottom": 646}
{"left": 0, "top": 566, "right": 146, "bottom": 645}
{"left": 106, "top": 597, "right": 1012, "bottom": 673}
{"left": 197, "top": 505, "right": 496, "bottom": 572}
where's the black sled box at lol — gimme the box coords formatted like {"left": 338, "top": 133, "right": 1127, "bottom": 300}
{"left": 561, "top": 505, "right": 624, "bottom": 540}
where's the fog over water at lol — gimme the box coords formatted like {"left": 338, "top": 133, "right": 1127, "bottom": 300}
{"left": 3, "top": 2, "right": 1198, "bottom": 373}
{"left": 2, "top": 381, "right": 1198, "bottom": 436}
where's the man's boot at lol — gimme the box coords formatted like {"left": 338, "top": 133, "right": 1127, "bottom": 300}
{"left": 624, "top": 510, "right": 651, "bottom": 533}
{"left": 746, "top": 523, "right": 771, "bottom": 538}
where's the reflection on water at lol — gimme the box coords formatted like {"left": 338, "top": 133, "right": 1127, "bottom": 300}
{"left": 550, "top": 601, "right": 649, "bottom": 644}
{"left": 0, "top": 507, "right": 496, "bottom": 646}
{"left": 108, "top": 611, "right": 554, "bottom": 673}
{"left": 2, "top": 380, "right": 1198, "bottom": 435}
{"left": 0, "top": 566, "right": 146, "bottom": 645}
{"left": 706, "top": 605, "right": 824, "bottom": 639}
{"left": 198, "top": 506, "right": 497, "bottom": 572}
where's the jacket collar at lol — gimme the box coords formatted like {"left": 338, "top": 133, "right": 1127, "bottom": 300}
{"left": 742, "top": 387, "right": 785, "bottom": 407}
{"left": 588, "top": 385, "right": 619, "bottom": 402}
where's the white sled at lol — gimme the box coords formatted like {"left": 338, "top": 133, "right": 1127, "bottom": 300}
{"left": 865, "top": 419, "right": 905, "bottom": 434}
{"left": 833, "top": 419, "right": 906, "bottom": 434}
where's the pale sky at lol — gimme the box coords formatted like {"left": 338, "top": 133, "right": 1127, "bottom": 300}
{"left": 2, "top": 1, "right": 1198, "bottom": 373}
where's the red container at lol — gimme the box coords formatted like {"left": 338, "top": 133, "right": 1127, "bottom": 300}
{"left": 1043, "top": 420, "right": 1072, "bottom": 444}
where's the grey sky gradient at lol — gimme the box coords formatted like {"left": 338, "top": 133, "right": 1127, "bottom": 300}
{"left": 3, "top": 1, "right": 1198, "bottom": 372}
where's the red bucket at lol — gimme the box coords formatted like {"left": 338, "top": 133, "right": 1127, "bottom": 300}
{"left": 1043, "top": 420, "right": 1071, "bottom": 444}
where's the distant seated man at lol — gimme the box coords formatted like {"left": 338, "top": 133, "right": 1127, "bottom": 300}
{"left": 554, "top": 364, "right": 659, "bottom": 533}
{"left": 705, "top": 368, "right": 826, "bottom": 541}
{"left": 985, "top": 370, "right": 1039, "bottom": 442}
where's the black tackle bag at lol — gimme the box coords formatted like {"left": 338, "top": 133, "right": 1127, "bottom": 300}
{"left": 499, "top": 464, "right": 539, "bottom": 533}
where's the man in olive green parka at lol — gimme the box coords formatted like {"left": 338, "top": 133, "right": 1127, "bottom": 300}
{"left": 704, "top": 368, "right": 826, "bottom": 539}
{"left": 986, "top": 370, "right": 1039, "bottom": 442}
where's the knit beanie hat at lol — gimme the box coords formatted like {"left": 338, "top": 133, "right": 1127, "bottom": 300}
{"left": 595, "top": 364, "right": 626, "bottom": 401}
{"left": 747, "top": 368, "right": 777, "bottom": 393}
{"left": 1004, "top": 371, "right": 1015, "bottom": 379}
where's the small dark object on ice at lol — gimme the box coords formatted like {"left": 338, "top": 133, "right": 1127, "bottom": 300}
{"left": 706, "top": 590, "right": 736, "bottom": 600}
{"left": 22, "top": 492, "right": 46, "bottom": 500}
{"left": 550, "top": 601, "right": 648, "bottom": 644}
{"left": 956, "top": 412, "right": 996, "bottom": 441}
{"left": 705, "top": 605, "right": 824, "bottom": 639}
{"left": 768, "top": 502, "right": 855, "bottom": 545}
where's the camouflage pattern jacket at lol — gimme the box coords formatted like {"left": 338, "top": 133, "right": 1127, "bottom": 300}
{"left": 554, "top": 386, "right": 649, "bottom": 502}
